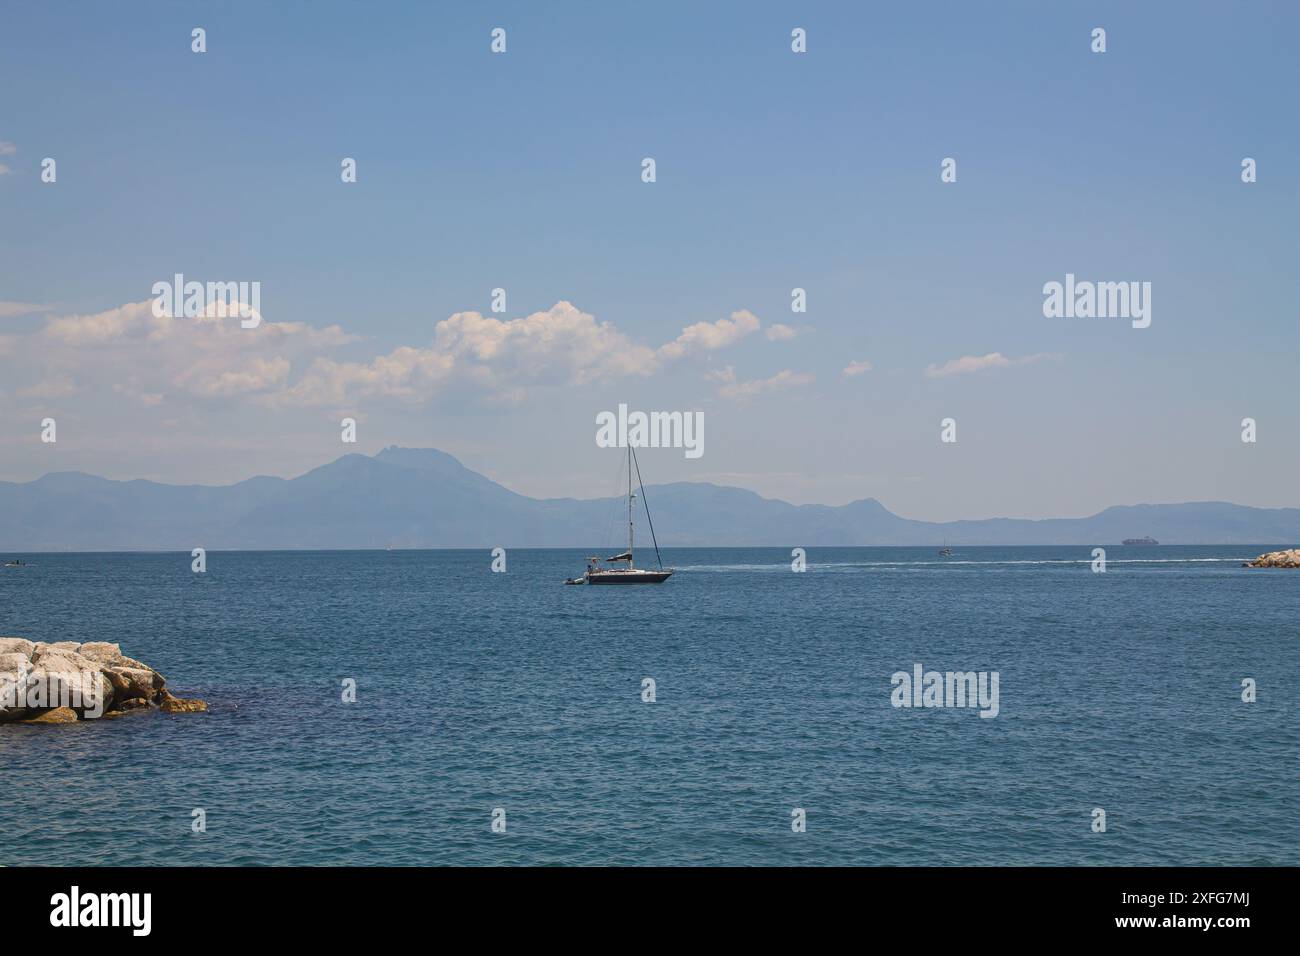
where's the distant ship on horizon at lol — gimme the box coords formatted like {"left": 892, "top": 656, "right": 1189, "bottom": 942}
{"left": 1122, "top": 536, "right": 1159, "bottom": 545}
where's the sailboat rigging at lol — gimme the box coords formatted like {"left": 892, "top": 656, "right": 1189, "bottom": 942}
{"left": 567, "top": 444, "right": 673, "bottom": 585}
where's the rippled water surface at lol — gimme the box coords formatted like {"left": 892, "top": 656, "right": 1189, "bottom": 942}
{"left": 2, "top": 546, "right": 1297, "bottom": 865}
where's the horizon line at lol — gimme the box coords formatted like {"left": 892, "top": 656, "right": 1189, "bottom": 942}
{"left": 2, "top": 543, "right": 1293, "bottom": 556}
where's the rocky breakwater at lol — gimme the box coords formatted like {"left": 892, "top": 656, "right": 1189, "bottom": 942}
{"left": 1243, "top": 548, "right": 1300, "bottom": 568}
{"left": 0, "top": 638, "right": 207, "bottom": 724}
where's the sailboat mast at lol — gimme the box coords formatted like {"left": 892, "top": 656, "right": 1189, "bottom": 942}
{"left": 627, "top": 443, "right": 634, "bottom": 567}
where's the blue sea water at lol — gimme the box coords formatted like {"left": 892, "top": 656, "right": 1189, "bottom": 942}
{"left": 2, "top": 546, "right": 1297, "bottom": 866}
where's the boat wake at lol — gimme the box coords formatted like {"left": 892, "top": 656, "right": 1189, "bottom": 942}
{"left": 673, "top": 557, "right": 1248, "bottom": 572}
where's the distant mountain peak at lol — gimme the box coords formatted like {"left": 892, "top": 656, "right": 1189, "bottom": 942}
{"left": 373, "top": 446, "right": 470, "bottom": 472}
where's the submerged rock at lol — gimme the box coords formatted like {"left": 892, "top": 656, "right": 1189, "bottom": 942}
{"left": 159, "top": 691, "right": 208, "bottom": 713}
{"left": 103, "top": 696, "right": 156, "bottom": 719}
{"left": 0, "top": 639, "right": 205, "bottom": 725}
{"left": 1244, "top": 549, "right": 1300, "bottom": 568}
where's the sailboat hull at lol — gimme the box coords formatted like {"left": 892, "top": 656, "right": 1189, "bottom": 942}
{"left": 585, "top": 569, "right": 674, "bottom": 584}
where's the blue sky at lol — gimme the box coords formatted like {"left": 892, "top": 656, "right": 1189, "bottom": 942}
{"left": 2, "top": 1, "right": 1297, "bottom": 519}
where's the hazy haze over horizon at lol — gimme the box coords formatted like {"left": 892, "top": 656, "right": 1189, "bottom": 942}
{"left": 5, "top": 447, "right": 1294, "bottom": 530}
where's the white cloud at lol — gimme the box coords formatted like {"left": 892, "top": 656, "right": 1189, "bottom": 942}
{"left": 0, "top": 142, "right": 16, "bottom": 156}
{"left": 709, "top": 365, "right": 814, "bottom": 402}
{"left": 44, "top": 299, "right": 352, "bottom": 350}
{"left": 842, "top": 359, "right": 873, "bottom": 377}
{"left": 924, "top": 351, "right": 1058, "bottom": 379}
{"left": 281, "top": 348, "right": 457, "bottom": 407}
{"left": 6, "top": 298, "right": 765, "bottom": 412}
{"left": 29, "top": 299, "right": 357, "bottom": 406}
{"left": 181, "top": 356, "right": 292, "bottom": 397}
{"left": 280, "top": 301, "right": 657, "bottom": 407}
{"left": 282, "top": 302, "right": 773, "bottom": 407}
{"left": 764, "top": 323, "right": 803, "bottom": 341}
{"left": 659, "top": 309, "right": 760, "bottom": 360}
{"left": 44, "top": 300, "right": 162, "bottom": 345}
{"left": 434, "top": 301, "right": 658, "bottom": 385}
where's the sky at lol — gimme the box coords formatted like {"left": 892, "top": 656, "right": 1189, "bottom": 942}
{"left": 1, "top": 1, "right": 1297, "bottom": 521}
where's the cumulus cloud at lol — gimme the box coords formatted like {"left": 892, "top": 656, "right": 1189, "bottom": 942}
{"left": 708, "top": 365, "right": 814, "bottom": 402}
{"left": 658, "top": 310, "right": 760, "bottom": 360}
{"left": 280, "top": 347, "right": 457, "bottom": 407}
{"left": 764, "top": 323, "right": 810, "bottom": 341}
{"left": 181, "top": 356, "right": 292, "bottom": 398}
{"left": 842, "top": 359, "right": 873, "bottom": 377}
{"left": 4, "top": 298, "right": 766, "bottom": 412}
{"left": 281, "top": 303, "right": 775, "bottom": 407}
{"left": 29, "top": 299, "right": 358, "bottom": 406}
{"left": 924, "top": 351, "right": 1058, "bottom": 379}
{"left": 434, "top": 301, "right": 658, "bottom": 385}
{"left": 44, "top": 300, "right": 163, "bottom": 346}
{"left": 44, "top": 299, "right": 351, "bottom": 351}
{"left": 278, "top": 301, "right": 657, "bottom": 407}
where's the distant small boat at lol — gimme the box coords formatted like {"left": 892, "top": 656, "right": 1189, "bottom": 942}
{"left": 3, "top": 559, "right": 25, "bottom": 567}
{"left": 1122, "top": 537, "right": 1158, "bottom": 546}
{"left": 570, "top": 445, "right": 673, "bottom": 585}
{"left": 938, "top": 548, "right": 953, "bottom": 557}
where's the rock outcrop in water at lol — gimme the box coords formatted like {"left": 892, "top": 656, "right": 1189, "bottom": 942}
{"left": 1244, "top": 549, "right": 1300, "bottom": 568}
{"left": 0, "top": 638, "right": 207, "bottom": 724}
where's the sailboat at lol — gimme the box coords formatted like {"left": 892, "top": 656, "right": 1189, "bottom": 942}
{"left": 568, "top": 444, "right": 673, "bottom": 585}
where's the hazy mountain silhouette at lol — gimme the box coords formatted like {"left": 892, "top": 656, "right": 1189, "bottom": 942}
{"left": 2, "top": 446, "right": 1297, "bottom": 550}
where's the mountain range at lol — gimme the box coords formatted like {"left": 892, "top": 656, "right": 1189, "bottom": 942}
{"left": 2, "top": 446, "right": 1296, "bottom": 550}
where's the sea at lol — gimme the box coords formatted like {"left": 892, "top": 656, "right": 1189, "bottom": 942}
{"left": 2, "top": 546, "right": 1297, "bottom": 866}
